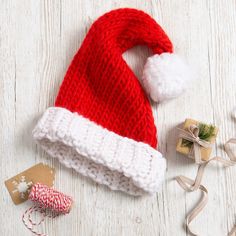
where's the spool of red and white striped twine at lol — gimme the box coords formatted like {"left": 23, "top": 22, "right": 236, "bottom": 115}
{"left": 22, "top": 183, "right": 73, "bottom": 236}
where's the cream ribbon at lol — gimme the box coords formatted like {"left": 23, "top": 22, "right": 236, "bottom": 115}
{"left": 176, "top": 125, "right": 236, "bottom": 236}
{"left": 177, "top": 124, "right": 213, "bottom": 164}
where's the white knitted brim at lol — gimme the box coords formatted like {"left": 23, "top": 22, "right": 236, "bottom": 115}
{"left": 32, "top": 107, "right": 166, "bottom": 196}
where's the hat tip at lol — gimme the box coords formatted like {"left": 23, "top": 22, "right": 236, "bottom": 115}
{"left": 142, "top": 52, "right": 194, "bottom": 102}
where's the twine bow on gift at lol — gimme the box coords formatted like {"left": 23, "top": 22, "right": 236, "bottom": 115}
{"left": 178, "top": 124, "right": 213, "bottom": 164}
{"left": 176, "top": 125, "right": 236, "bottom": 236}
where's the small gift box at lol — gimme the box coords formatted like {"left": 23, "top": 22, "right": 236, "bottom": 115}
{"left": 176, "top": 118, "right": 218, "bottom": 162}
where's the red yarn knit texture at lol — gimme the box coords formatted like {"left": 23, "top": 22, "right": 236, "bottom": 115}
{"left": 55, "top": 8, "right": 173, "bottom": 148}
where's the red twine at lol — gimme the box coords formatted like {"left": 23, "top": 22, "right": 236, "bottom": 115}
{"left": 22, "top": 183, "right": 73, "bottom": 236}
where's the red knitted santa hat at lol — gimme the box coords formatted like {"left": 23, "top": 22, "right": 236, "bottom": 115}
{"left": 33, "top": 8, "right": 192, "bottom": 195}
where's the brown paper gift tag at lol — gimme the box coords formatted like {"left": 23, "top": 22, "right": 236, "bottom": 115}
{"left": 176, "top": 118, "right": 218, "bottom": 161}
{"left": 4, "top": 163, "right": 55, "bottom": 205}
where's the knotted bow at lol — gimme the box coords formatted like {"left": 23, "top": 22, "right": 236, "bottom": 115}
{"left": 176, "top": 125, "right": 236, "bottom": 236}
{"left": 178, "top": 124, "right": 213, "bottom": 164}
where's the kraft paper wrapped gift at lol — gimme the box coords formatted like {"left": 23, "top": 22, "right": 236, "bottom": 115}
{"left": 176, "top": 118, "right": 218, "bottom": 161}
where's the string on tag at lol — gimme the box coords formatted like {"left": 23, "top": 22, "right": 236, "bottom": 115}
{"left": 176, "top": 126, "right": 236, "bottom": 236}
{"left": 22, "top": 183, "right": 73, "bottom": 236}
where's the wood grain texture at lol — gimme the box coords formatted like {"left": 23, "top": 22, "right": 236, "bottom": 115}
{"left": 1, "top": 0, "right": 236, "bottom": 235}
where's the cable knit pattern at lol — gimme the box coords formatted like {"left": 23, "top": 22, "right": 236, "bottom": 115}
{"left": 33, "top": 107, "right": 166, "bottom": 196}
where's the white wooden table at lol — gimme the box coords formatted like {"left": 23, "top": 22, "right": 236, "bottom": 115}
{"left": 1, "top": 1, "right": 236, "bottom": 235}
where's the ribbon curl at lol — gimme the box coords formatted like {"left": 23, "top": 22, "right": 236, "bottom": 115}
{"left": 176, "top": 125, "right": 236, "bottom": 236}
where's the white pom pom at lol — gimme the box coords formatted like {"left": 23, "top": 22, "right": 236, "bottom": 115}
{"left": 142, "top": 53, "right": 193, "bottom": 102}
